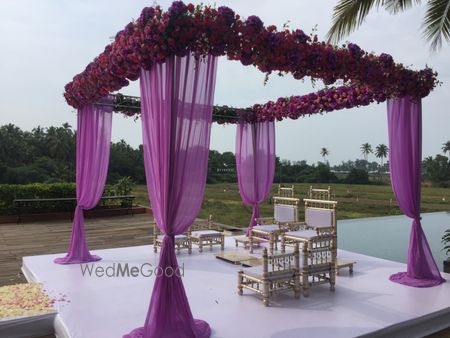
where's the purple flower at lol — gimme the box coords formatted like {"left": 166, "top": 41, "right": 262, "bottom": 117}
{"left": 323, "top": 76, "right": 336, "bottom": 85}
{"left": 310, "top": 49, "right": 322, "bottom": 66}
{"left": 168, "top": 1, "right": 187, "bottom": 18}
{"left": 293, "top": 29, "right": 309, "bottom": 43}
{"left": 245, "top": 15, "right": 263, "bottom": 31}
{"left": 240, "top": 52, "right": 253, "bottom": 66}
{"left": 210, "top": 44, "right": 226, "bottom": 56}
{"left": 139, "top": 7, "right": 155, "bottom": 23}
{"left": 327, "top": 53, "right": 337, "bottom": 68}
{"left": 125, "top": 23, "right": 134, "bottom": 35}
{"left": 267, "top": 32, "right": 282, "bottom": 49}
{"left": 115, "top": 29, "right": 125, "bottom": 40}
{"left": 423, "top": 68, "right": 433, "bottom": 76}
{"left": 348, "top": 43, "right": 364, "bottom": 58}
{"left": 287, "top": 50, "right": 301, "bottom": 67}
{"left": 364, "top": 64, "right": 377, "bottom": 80}
{"left": 218, "top": 6, "right": 235, "bottom": 25}
{"left": 379, "top": 53, "right": 393, "bottom": 67}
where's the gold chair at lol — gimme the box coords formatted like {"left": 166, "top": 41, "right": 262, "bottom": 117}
{"left": 281, "top": 230, "right": 336, "bottom": 297}
{"left": 281, "top": 198, "right": 338, "bottom": 295}
{"left": 249, "top": 222, "right": 281, "bottom": 255}
{"left": 237, "top": 243, "right": 300, "bottom": 306}
{"left": 250, "top": 196, "right": 300, "bottom": 254}
{"left": 189, "top": 215, "right": 225, "bottom": 253}
{"left": 309, "top": 185, "right": 331, "bottom": 200}
{"left": 302, "top": 198, "right": 355, "bottom": 275}
{"left": 283, "top": 197, "right": 339, "bottom": 276}
{"left": 153, "top": 223, "right": 191, "bottom": 254}
{"left": 278, "top": 184, "right": 295, "bottom": 198}
{"left": 303, "top": 198, "right": 337, "bottom": 234}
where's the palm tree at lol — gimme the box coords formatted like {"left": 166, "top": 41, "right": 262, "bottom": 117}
{"left": 327, "top": 0, "right": 450, "bottom": 52}
{"left": 361, "top": 142, "right": 373, "bottom": 161}
{"left": 442, "top": 140, "right": 450, "bottom": 158}
{"left": 375, "top": 144, "right": 388, "bottom": 168}
{"left": 46, "top": 123, "right": 75, "bottom": 180}
{"left": 320, "top": 147, "right": 330, "bottom": 162}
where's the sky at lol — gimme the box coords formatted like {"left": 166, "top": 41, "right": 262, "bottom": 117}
{"left": 0, "top": 0, "right": 449, "bottom": 165}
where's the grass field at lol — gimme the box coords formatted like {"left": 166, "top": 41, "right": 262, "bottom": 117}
{"left": 132, "top": 183, "right": 450, "bottom": 227}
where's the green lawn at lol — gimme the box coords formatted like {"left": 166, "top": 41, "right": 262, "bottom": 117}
{"left": 132, "top": 183, "right": 450, "bottom": 227}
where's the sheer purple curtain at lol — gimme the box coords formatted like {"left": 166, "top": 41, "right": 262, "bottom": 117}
{"left": 236, "top": 121, "right": 275, "bottom": 234}
{"left": 387, "top": 97, "right": 445, "bottom": 287}
{"left": 124, "top": 54, "right": 217, "bottom": 338}
{"left": 55, "top": 97, "right": 113, "bottom": 264}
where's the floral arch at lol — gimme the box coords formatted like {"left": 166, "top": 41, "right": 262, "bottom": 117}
{"left": 64, "top": 2, "right": 437, "bottom": 122}
{"left": 61, "top": 2, "right": 444, "bottom": 338}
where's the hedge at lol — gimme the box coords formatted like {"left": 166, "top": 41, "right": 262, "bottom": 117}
{"left": 0, "top": 182, "right": 76, "bottom": 212}
{"left": 0, "top": 183, "right": 122, "bottom": 215}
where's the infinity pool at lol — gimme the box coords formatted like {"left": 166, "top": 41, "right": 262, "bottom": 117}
{"left": 338, "top": 211, "right": 450, "bottom": 270}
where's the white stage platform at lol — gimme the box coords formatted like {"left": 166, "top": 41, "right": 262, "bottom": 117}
{"left": 22, "top": 238, "right": 450, "bottom": 338}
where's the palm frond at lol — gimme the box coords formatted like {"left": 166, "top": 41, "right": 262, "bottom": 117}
{"left": 423, "top": 0, "right": 450, "bottom": 51}
{"left": 383, "top": 0, "right": 422, "bottom": 14}
{"left": 444, "top": 245, "right": 450, "bottom": 255}
{"left": 327, "top": 0, "right": 383, "bottom": 44}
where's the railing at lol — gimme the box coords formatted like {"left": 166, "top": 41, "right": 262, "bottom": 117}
{"left": 13, "top": 195, "right": 135, "bottom": 223}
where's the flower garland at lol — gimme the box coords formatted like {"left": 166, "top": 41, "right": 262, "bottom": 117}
{"left": 251, "top": 84, "right": 387, "bottom": 122}
{"left": 64, "top": 1, "right": 438, "bottom": 122}
{"left": 111, "top": 84, "right": 386, "bottom": 124}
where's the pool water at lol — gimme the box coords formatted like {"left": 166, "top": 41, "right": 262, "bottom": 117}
{"left": 338, "top": 212, "right": 450, "bottom": 270}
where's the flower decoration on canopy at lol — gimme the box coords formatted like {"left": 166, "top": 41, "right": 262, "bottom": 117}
{"left": 64, "top": 1, "right": 438, "bottom": 123}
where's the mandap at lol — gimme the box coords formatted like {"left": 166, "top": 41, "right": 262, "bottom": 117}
{"left": 59, "top": 2, "right": 445, "bottom": 337}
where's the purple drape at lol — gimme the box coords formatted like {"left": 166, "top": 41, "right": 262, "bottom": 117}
{"left": 387, "top": 97, "right": 445, "bottom": 287}
{"left": 236, "top": 121, "right": 275, "bottom": 235}
{"left": 55, "top": 98, "right": 113, "bottom": 264}
{"left": 124, "top": 54, "right": 217, "bottom": 338}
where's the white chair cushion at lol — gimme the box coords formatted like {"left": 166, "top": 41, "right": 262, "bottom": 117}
{"left": 274, "top": 204, "right": 297, "bottom": 222}
{"left": 191, "top": 230, "right": 222, "bottom": 238}
{"left": 305, "top": 208, "right": 334, "bottom": 228}
{"left": 242, "top": 265, "right": 295, "bottom": 280}
{"left": 252, "top": 224, "right": 279, "bottom": 232}
{"left": 156, "top": 234, "right": 188, "bottom": 241}
{"left": 284, "top": 230, "right": 318, "bottom": 240}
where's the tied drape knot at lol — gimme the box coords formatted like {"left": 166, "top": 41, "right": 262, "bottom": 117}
{"left": 163, "top": 234, "right": 175, "bottom": 247}
{"left": 75, "top": 204, "right": 85, "bottom": 211}
{"left": 74, "top": 205, "right": 84, "bottom": 217}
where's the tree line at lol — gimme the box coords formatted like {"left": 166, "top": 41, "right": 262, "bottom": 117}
{"left": 0, "top": 123, "right": 449, "bottom": 186}
{"left": 0, "top": 123, "right": 144, "bottom": 185}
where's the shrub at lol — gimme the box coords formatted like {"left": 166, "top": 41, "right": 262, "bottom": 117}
{"left": 423, "top": 155, "right": 450, "bottom": 184}
{"left": 0, "top": 183, "right": 77, "bottom": 215}
{"left": 113, "top": 176, "right": 135, "bottom": 196}
{"left": 304, "top": 163, "right": 339, "bottom": 183}
{"left": 0, "top": 181, "right": 139, "bottom": 215}
{"left": 345, "top": 168, "right": 370, "bottom": 184}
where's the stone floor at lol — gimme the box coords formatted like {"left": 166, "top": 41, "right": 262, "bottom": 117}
{"left": 0, "top": 214, "right": 154, "bottom": 286}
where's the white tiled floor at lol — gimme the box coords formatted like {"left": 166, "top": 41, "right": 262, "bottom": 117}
{"left": 22, "top": 238, "right": 450, "bottom": 338}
